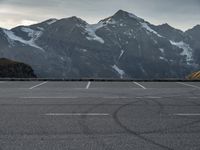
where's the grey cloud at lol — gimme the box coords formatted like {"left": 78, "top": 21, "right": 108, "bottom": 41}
{"left": 0, "top": 0, "right": 199, "bottom": 30}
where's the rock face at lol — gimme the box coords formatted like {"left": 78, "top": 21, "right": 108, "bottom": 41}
{"left": 0, "top": 58, "right": 36, "bottom": 78}
{"left": 185, "top": 25, "right": 200, "bottom": 65}
{"left": 0, "top": 10, "right": 199, "bottom": 79}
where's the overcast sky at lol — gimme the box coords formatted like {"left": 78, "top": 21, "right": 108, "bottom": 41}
{"left": 0, "top": 0, "right": 199, "bottom": 30}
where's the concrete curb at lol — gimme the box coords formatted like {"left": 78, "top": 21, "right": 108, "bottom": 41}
{"left": 0, "top": 78, "right": 199, "bottom": 82}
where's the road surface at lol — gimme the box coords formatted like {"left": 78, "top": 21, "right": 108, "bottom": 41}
{"left": 0, "top": 81, "right": 200, "bottom": 150}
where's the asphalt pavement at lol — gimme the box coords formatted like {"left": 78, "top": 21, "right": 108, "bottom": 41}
{"left": 0, "top": 81, "right": 200, "bottom": 150}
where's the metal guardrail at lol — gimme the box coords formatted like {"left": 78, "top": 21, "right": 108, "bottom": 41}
{"left": 0, "top": 78, "right": 199, "bottom": 82}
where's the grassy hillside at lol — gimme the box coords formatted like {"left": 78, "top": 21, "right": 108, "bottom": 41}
{"left": 187, "top": 71, "right": 200, "bottom": 80}
{"left": 0, "top": 58, "right": 36, "bottom": 78}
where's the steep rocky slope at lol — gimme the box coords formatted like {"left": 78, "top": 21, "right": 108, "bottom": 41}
{"left": 0, "top": 10, "right": 199, "bottom": 79}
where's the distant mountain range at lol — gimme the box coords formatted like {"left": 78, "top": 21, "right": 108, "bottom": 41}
{"left": 0, "top": 10, "right": 199, "bottom": 79}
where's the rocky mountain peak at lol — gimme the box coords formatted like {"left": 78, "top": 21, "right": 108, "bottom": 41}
{"left": 112, "top": 10, "right": 141, "bottom": 21}
{"left": 61, "top": 16, "right": 87, "bottom": 25}
{"left": 187, "top": 25, "right": 200, "bottom": 33}
{"left": 0, "top": 10, "right": 199, "bottom": 79}
{"left": 192, "top": 24, "right": 200, "bottom": 29}
{"left": 159, "top": 23, "right": 172, "bottom": 29}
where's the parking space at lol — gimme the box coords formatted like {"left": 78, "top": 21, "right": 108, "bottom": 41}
{"left": 187, "top": 82, "right": 200, "bottom": 87}
{"left": 0, "top": 81, "right": 199, "bottom": 90}
{"left": 36, "top": 81, "right": 88, "bottom": 89}
{"left": 89, "top": 82, "right": 142, "bottom": 89}
{"left": 0, "top": 81, "right": 42, "bottom": 89}
{"left": 0, "top": 81, "right": 200, "bottom": 150}
{"left": 138, "top": 82, "right": 196, "bottom": 89}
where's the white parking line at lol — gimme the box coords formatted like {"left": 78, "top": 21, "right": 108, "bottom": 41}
{"left": 173, "top": 113, "right": 200, "bottom": 116}
{"left": 86, "top": 81, "right": 91, "bottom": 89}
{"left": 102, "top": 96, "right": 128, "bottom": 99}
{"left": 136, "top": 96, "right": 162, "bottom": 99}
{"left": 45, "top": 113, "right": 110, "bottom": 116}
{"left": 21, "top": 96, "right": 162, "bottom": 99}
{"left": 133, "top": 82, "right": 146, "bottom": 89}
{"left": 189, "top": 97, "right": 199, "bottom": 99}
{"left": 21, "top": 96, "right": 78, "bottom": 99}
{"left": 176, "top": 82, "right": 200, "bottom": 89}
{"left": 148, "top": 96, "right": 162, "bottom": 99}
{"left": 29, "top": 82, "right": 48, "bottom": 89}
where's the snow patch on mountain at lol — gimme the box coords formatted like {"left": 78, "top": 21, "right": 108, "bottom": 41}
{"left": 47, "top": 19, "right": 57, "bottom": 25}
{"left": 112, "top": 65, "right": 125, "bottom": 79}
{"left": 159, "top": 48, "right": 165, "bottom": 53}
{"left": 120, "top": 23, "right": 125, "bottom": 27}
{"left": 3, "top": 29, "right": 44, "bottom": 51}
{"left": 119, "top": 50, "right": 125, "bottom": 60}
{"left": 170, "top": 41, "right": 193, "bottom": 62}
{"left": 21, "top": 27, "right": 42, "bottom": 39}
{"left": 80, "top": 48, "right": 88, "bottom": 52}
{"left": 139, "top": 64, "right": 146, "bottom": 74}
{"left": 159, "top": 56, "right": 165, "bottom": 60}
{"left": 21, "top": 27, "right": 34, "bottom": 35}
{"left": 102, "top": 18, "right": 117, "bottom": 25}
{"left": 141, "top": 22, "right": 163, "bottom": 37}
{"left": 60, "top": 56, "right": 65, "bottom": 61}
{"left": 85, "top": 23, "right": 105, "bottom": 44}
{"left": 159, "top": 56, "right": 168, "bottom": 61}
{"left": 37, "top": 27, "right": 44, "bottom": 31}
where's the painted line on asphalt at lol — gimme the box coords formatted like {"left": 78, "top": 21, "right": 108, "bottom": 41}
{"left": 189, "top": 97, "right": 199, "bottom": 99}
{"left": 176, "top": 82, "right": 200, "bottom": 89}
{"left": 21, "top": 96, "right": 128, "bottom": 99}
{"left": 146, "top": 96, "right": 162, "bottom": 99}
{"left": 21, "top": 96, "right": 163, "bottom": 99}
{"left": 45, "top": 113, "right": 110, "bottom": 116}
{"left": 102, "top": 96, "right": 129, "bottom": 99}
{"left": 86, "top": 81, "right": 91, "bottom": 89}
{"left": 173, "top": 113, "right": 200, "bottom": 116}
{"left": 29, "top": 82, "right": 48, "bottom": 89}
{"left": 136, "top": 96, "right": 162, "bottom": 99}
{"left": 133, "top": 82, "right": 146, "bottom": 89}
{"left": 21, "top": 96, "right": 78, "bottom": 99}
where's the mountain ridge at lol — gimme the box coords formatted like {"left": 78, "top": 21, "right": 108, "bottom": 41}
{"left": 0, "top": 10, "right": 199, "bottom": 79}
{"left": 2, "top": 10, "right": 197, "bottom": 32}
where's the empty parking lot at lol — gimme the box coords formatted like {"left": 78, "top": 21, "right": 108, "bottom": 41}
{"left": 0, "top": 81, "right": 200, "bottom": 150}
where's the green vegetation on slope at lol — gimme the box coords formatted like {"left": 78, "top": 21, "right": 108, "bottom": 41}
{"left": 0, "top": 58, "right": 36, "bottom": 78}
{"left": 187, "top": 71, "right": 200, "bottom": 80}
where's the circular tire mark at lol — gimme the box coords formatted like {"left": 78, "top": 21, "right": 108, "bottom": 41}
{"left": 78, "top": 99, "right": 140, "bottom": 150}
{"left": 113, "top": 101, "right": 174, "bottom": 150}
{"left": 140, "top": 99, "right": 200, "bottom": 135}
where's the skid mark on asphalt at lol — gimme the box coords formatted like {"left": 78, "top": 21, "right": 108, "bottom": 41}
{"left": 139, "top": 99, "right": 200, "bottom": 135}
{"left": 113, "top": 100, "right": 174, "bottom": 150}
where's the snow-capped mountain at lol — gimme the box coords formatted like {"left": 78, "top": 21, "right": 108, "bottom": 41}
{"left": 0, "top": 10, "right": 199, "bottom": 79}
